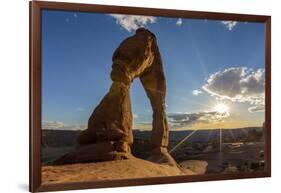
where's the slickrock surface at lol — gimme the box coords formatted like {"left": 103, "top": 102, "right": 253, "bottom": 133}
{"left": 42, "top": 157, "right": 209, "bottom": 184}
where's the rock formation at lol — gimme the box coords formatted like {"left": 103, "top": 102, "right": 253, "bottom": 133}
{"left": 55, "top": 28, "right": 175, "bottom": 166}
{"left": 43, "top": 158, "right": 209, "bottom": 184}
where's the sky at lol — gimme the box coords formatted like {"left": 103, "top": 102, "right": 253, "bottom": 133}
{"left": 41, "top": 10, "right": 265, "bottom": 131}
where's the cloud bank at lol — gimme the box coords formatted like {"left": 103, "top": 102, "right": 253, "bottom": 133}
{"left": 110, "top": 14, "right": 156, "bottom": 32}
{"left": 202, "top": 67, "right": 265, "bottom": 112}
{"left": 42, "top": 121, "right": 86, "bottom": 130}
{"left": 168, "top": 111, "right": 229, "bottom": 128}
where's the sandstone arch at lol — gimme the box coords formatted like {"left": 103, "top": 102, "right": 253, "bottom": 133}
{"left": 56, "top": 28, "right": 176, "bottom": 165}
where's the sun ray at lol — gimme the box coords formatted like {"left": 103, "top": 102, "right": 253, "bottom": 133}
{"left": 169, "top": 129, "right": 197, "bottom": 154}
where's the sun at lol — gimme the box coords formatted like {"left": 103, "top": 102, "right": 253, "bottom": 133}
{"left": 214, "top": 103, "right": 229, "bottom": 114}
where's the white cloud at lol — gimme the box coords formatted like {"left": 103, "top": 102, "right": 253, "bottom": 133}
{"left": 42, "top": 121, "right": 86, "bottom": 130}
{"left": 221, "top": 21, "right": 238, "bottom": 31}
{"left": 248, "top": 105, "right": 265, "bottom": 113}
{"left": 202, "top": 67, "right": 265, "bottom": 112}
{"left": 192, "top": 89, "right": 202, "bottom": 96}
{"left": 133, "top": 114, "right": 138, "bottom": 118}
{"left": 176, "top": 18, "right": 183, "bottom": 26}
{"left": 110, "top": 14, "right": 156, "bottom": 32}
{"left": 42, "top": 121, "right": 65, "bottom": 129}
{"left": 168, "top": 111, "right": 229, "bottom": 128}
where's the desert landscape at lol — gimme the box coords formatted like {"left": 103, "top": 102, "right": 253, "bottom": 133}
{"left": 41, "top": 126, "right": 264, "bottom": 184}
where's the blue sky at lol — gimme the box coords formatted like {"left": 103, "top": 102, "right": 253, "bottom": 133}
{"left": 41, "top": 10, "right": 265, "bottom": 130}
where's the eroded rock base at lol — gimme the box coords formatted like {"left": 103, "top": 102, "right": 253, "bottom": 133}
{"left": 54, "top": 141, "right": 132, "bottom": 165}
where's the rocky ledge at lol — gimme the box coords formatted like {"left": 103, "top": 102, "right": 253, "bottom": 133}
{"left": 42, "top": 157, "right": 207, "bottom": 184}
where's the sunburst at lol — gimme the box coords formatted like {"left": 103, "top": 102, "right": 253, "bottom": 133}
{"left": 213, "top": 102, "right": 229, "bottom": 114}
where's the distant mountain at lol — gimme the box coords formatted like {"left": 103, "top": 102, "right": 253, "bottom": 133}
{"left": 134, "top": 127, "right": 263, "bottom": 142}
{"left": 42, "top": 127, "right": 264, "bottom": 168}
{"left": 42, "top": 127, "right": 263, "bottom": 148}
{"left": 42, "top": 129, "right": 81, "bottom": 148}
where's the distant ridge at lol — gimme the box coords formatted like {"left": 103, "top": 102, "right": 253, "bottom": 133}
{"left": 42, "top": 127, "right": 263, "bottom": 148}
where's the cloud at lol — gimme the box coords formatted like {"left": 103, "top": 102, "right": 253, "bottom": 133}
{"left": 248, "top": 105, "right": 265, "bottom": 113}
{"left": 133, "top": 114, "right": 139, "bottom": 118}
{"left": 42, "top": 121, "right": 65, "bottom": 129}
{"left": 192, "top": 89, "right": 202, "bottom": 96}
{"left": 221, "top": 21, "right": 238, "bottom": 31}
{"left": 42, "top": 121, "right": 86, "bottom": 130}
{"left": 168, "top": 111, "right": 229, "bottom": 128}
{"left": 110, "top": 14, "right": 156, "bottom": 32}
{"left": 202, "top": 67, "right": 265, "bottom": 112}
{"left": 176, "top": 18, "right": 183, "bottom": 26}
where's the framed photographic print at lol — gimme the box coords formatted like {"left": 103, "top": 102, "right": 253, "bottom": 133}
{"left": 30, "top": 1, "right": 271, "bottom": 192}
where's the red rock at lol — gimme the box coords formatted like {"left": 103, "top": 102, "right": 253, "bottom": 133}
{"left": 55, "top": 28, "right": 175, "bottom": 166}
